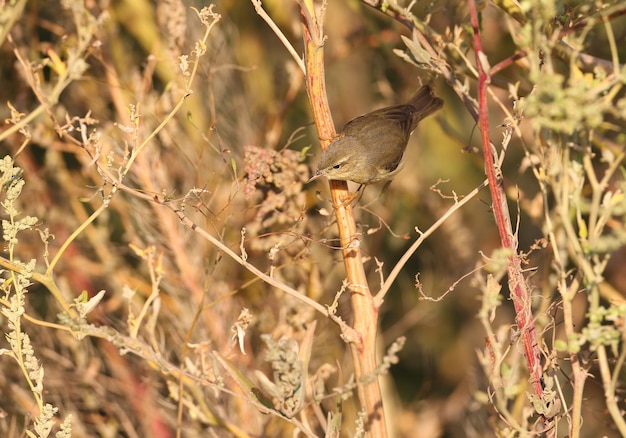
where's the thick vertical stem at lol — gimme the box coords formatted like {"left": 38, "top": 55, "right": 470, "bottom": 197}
{"left": 299, "top": 2, "right": 386, "bottom": 436}
{"left": 468, "top": 0, "right": 546, "bottom": 425}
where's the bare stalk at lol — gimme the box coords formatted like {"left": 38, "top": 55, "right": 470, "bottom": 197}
{"left": 467, "top": 0, "right": 547, "bottom": 429}
{"left": 299, "top": 0, "right": 387, "bottom": 435}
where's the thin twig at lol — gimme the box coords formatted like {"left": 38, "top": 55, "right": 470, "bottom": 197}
{"left": 251, "top": 0, "right": 306, "bottom": 73}
{"left": 374, "top": 179, "right": 488, "bottom": 304}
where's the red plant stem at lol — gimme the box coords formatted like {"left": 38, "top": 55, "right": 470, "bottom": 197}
{"left": 468, "top": 0, "right": 546, "bottom": 414}
{"left": 559, "top": 6, "right": 626, "bottom": 37}
{"left": 488, "top": 6, "right": 626, "bottom": 77}
{"left": 490, "top": 51, "right": 527, "bottom": 76}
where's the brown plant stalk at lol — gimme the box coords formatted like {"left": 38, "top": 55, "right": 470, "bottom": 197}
{"left": 299, "top": 0, "right": 387, "bottom": 435}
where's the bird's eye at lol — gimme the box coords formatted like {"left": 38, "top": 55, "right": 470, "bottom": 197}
{"left": 332, "top": 163, "right": 342, "bottom": 170}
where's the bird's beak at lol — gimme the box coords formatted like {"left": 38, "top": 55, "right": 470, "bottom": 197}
{"left": 308, "top": 171, "right": 322, "bottom": 183}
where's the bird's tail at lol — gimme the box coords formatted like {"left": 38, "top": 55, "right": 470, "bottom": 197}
{"left": 408, "top": 85, "right": 444, "bottom": 124}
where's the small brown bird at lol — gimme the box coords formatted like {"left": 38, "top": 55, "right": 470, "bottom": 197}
{"left": 310, "top": 85, "right": 443, "bottom": 185}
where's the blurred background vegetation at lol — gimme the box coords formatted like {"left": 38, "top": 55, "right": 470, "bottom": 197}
{"left": 1, "top": 0, "right": 625, "bottom": 437}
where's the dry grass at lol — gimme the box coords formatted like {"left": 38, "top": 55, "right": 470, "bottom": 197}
{"left": 1, "top": 0, "right": 626, "bottom": 437}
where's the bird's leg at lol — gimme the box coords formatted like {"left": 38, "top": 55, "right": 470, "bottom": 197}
{"left": 380, "top": 180, "right": 393, "bottom": 197}
{"left": 338, "top": 184, "right": 365, "bottom": 207}
{"left": 359, "top": 181, "right": 393, "bottom": 209}
{"left": 354, "top": 184, "right": 366, "bottom": 204}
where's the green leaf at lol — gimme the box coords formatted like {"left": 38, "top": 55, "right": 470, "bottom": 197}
{"left": 401, "top": 35, "right": 432, "bottom": 65}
